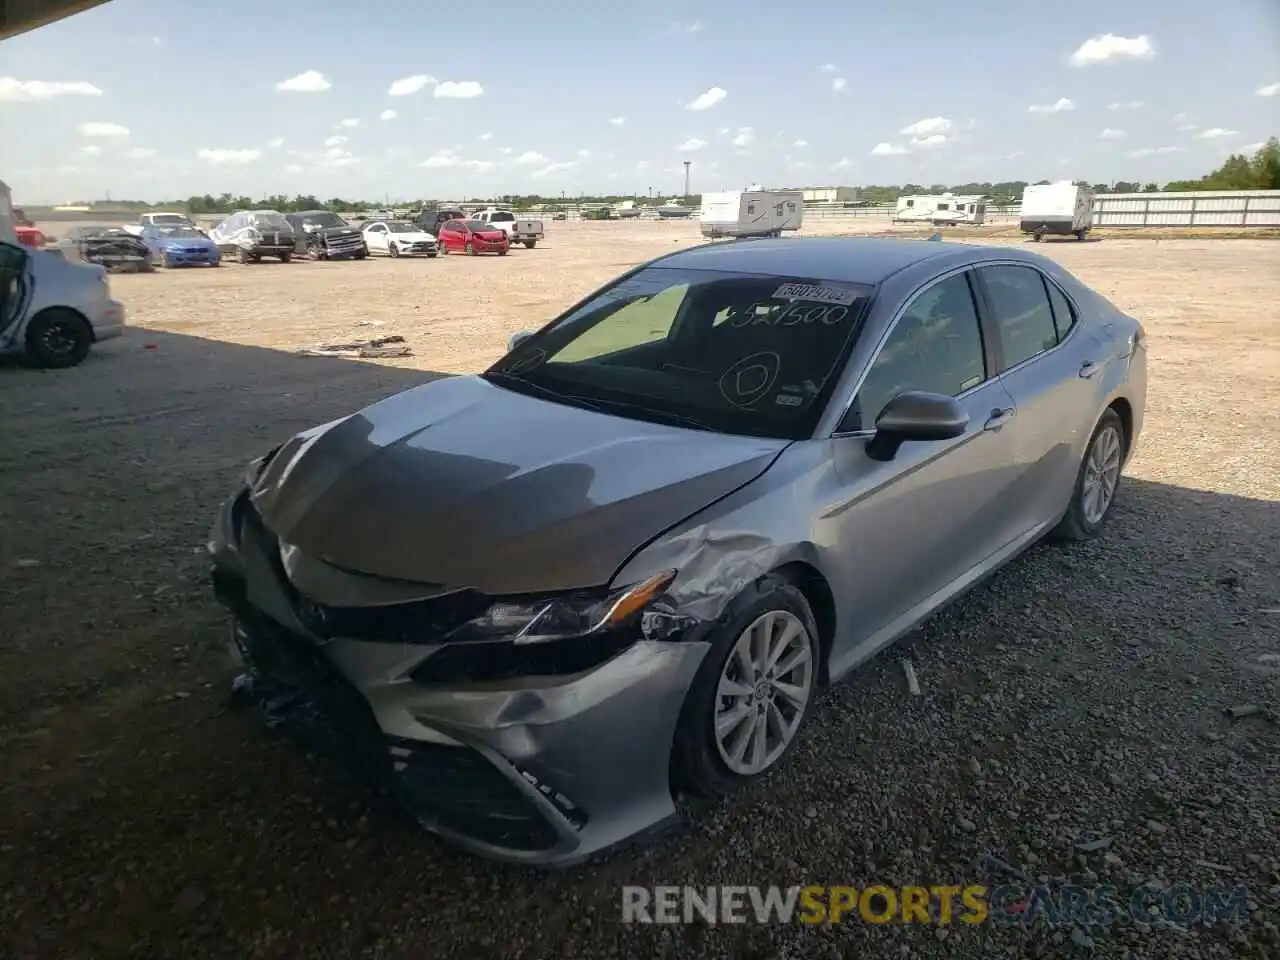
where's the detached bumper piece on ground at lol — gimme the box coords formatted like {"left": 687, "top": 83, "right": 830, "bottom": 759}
{"left": 294, "top": 335, "right": 410, "bottom": 359}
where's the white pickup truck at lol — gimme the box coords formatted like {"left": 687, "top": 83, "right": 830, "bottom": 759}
{"left": 122, "top": 211, "right": 199, "bottom": 237}
{"left": 471, "top": 209, "right": 544, "bottom": 249}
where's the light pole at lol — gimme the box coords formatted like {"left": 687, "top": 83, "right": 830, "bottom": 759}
{"left": 683, "top": 161, "right": 691, "bottom": 200}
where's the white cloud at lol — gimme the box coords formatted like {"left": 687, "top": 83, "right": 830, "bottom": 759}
{"left": 515, "top": 150, "right": 547, "bottom": 165}
{"left": 1069, "top": 34, "right": 1156, "bottom": 67}
{"left": 792, "top": 139, "right": 808, "bottom": 147}
{"left": 324, "top": 135, "right": 347, "bottom": 147}
{"left": 871, "top": 142, "right": 908, "bottom": 156}
{"left": 1256, "top": 82, "right": 1280, "bottom": 97}
{"left": 198, "top": 148, "right": 262, "bottom": 165}
{"left": 478, "top": 132, "right": 492, "bottom": 141}
{"left": 339, "top": 117, "right": 359, "bottom": 128}
{"left": 1197, "top": 127, "right": 1238, "bottom": 139}
{"left": 576, "top": 149, "right": 592, "bottom": 159}
{"left": 680, "top": 137, "right": 708, "bottom": 152}
{"left": 819, "top": 63, "right": 837, "bottom": 74}
{"left": 1028, "top": 98, "right": 1076, "bottom": 114}
{"left": 1126, "top": 145, "right": 1185, "bottom": 158}
{"left": 78, "top": 121, "right": 129, "bottom": 138}
{"left": 608, "top": 116, "right": 625, "bottom": 126}
{"left": 267, "top": 137, "right": 285, "bottom": 148}
{"left": 911, "top": 134, "right": 948, "bottom": 148}
{"left": 531, "top": 161, "right": 578, "bottom": 178}
{"left": 500, "top": 147, "right": 513, "bottom": 155}
{"left": 420, "top": 151, "right": 459, "bottom": 169}
{"left": 731, "top": 126, "right": 755, "bottom": 147}
{"left": 326, "top": 147, "right": 350, "bottom": 160}
{"left": 833, "top": 158, "right": 855, "bottom": 169}
{"left": 464, "top": 160, "right": 496, "bottom": 172}
{"left": 686, "top": 86, "right": 727, "bottom": 111}
{"left": 434, "top": 81, "right": 483, "bottom": 99}
{"left": 0, "top": 77, "right": 103, "bottom": 101}
{"left": 275, "top": 70, "right": 330, "bottom": 93}
{"left": 379, "top": 109, "right": 397, "bottom": 120}
{"left": 670, "top": 20, "right": 701, "bottom": 34}
{"left": 125, "top": 147, "right": 157, "bottom": 159}
{"left": 387, "top": 75, "right": 436, "bottom": 97}
{"left": 900, "top": 116, "right": 952, "bottom": 137}
{"left": 79, "top": 145, "right": 102, "bottom": 156}
{"left": 831, "top": 77, "right": 847, "bottom": 92}
{"left": 1239, "top": 141, "right": 1266, "bottom": 153}
{"left": 1108, "top": 101, "right": 1144, "bottom": 110}
{"left": 1100, "top": 128, "right": 1127, "bottom": 140}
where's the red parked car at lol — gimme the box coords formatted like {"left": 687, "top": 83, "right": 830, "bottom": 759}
{"left": 16, "top": 224, "right": 46, "bottom": 248}
{"left": 437, "top": 218, "right": 509, "bottom": 256}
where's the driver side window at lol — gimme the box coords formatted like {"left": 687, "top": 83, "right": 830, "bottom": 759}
{"left": 844, "top": 272, "right": 987, "bottom": 431}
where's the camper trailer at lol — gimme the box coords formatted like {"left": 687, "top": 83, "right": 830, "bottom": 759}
{"left": 930, "top": 195, "right": 987, "bottom": 226}
{"left": 0, "top": 180, "right": 15, "bottom": 245}
{"left": 699, "top": 189, "right": 804, "bottom": 239}
{"left": 614, "top": 200, "right": 641, "bottom": 219}
{"left": 1019, "top": 182, "right": 1095, "bottom": 240}
{"left": 893, "top": 195, "right": 941, "bottom": 223}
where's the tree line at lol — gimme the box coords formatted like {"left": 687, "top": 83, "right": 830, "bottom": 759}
{"left": 59, "top": 138, "right": 1280, "bottom": 214}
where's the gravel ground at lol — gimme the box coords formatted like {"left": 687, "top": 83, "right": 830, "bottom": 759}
{"left": 1, "top": 223, "right": 1277, "bottom": 959}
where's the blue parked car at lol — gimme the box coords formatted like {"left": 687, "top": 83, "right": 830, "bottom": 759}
{"left": 141, "top": 225, "right": 221, "bottom": 268}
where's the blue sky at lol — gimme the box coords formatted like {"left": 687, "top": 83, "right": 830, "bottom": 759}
{"left": 1, "top": 0, "right": 1277, "bottom": 203}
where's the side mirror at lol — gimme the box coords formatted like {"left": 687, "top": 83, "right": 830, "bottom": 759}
{"left": 865, "top": 391, "right": 969, "bottom": 462}
{"left": 508, "top": 330, "right": 534, "bottom": 351}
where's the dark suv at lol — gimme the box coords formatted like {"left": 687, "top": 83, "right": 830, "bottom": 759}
{"left": 286, "top": 211, "right": 369, "bottom": 261}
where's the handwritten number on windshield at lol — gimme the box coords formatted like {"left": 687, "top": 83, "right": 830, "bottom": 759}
{"left": 729, "top": 302, "right": 849, "bottom": 328}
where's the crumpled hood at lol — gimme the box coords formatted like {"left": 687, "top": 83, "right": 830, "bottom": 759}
{"left": 249, "top": 375, "right": 787, "bottom": 595}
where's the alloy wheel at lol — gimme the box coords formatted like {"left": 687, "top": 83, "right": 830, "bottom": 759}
{"left": 1081, "top": 424, "right": 1122, "bottom": 524}
{"left": 713, "top": 610, "right": 815, "bottom": 776}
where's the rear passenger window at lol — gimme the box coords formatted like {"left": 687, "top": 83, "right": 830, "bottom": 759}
{"left": 978, "top": 265, "right": 1059, "bottom": 369}
{"left": 1044, "top": 280, "right": 1076, "bottom": 341}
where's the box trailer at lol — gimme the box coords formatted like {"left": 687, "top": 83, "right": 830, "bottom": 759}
{"left": 1019, "top": 182, "right": 1095, "bottom": 240}
{"left": 0, "top": 180, "right": 15, "bottom": 245}
{"left": 699, "top": 189, "right": 804, "bottom": 238}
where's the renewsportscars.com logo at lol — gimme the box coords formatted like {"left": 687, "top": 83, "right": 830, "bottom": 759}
{"left": 621, "top": 884, "right": 1252, "bottom": 927}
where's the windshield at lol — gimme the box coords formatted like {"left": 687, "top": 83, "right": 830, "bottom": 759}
{"left": 300, "top": 213, "right": 347, "bottom": 229}
{"left": 465, "top": 220, "right": 496, "bottom": 231}
{"left": 385, "top": 221, "right": 418, "bottom": 233}
{"left": 485, "top": 266, "right": 873, "bottom": 440}
{"left": 150, "top": 215, "right": 189, "bottom": 225}
{"left": 249, "top": 213, "right": 291, "bottom": 229}
{"left": 153, "top": 226, "right": 203, "bottom": 238}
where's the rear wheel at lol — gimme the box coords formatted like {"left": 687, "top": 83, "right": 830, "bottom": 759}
{"left": 1050, "top": 408, "right": 1126, "bottom": 542}
{"left": 1075, "top": 229, "right": 1088, "bottom": 241}
{"left": 523, "top": 240, "right": 537, "bottom": 249}
{"left": 25, "top": 308, "right": 93, "bottom": 369}
{"left": 672, "top": 575, "right": 820, "bottom": 797}
{"left": 237, "top": 248, "right": 250, "bottom": 264}
{"left": 278, "top": 251, "right": 292, "bottom": 263}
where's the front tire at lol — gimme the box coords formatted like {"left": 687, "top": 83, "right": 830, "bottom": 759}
{"left": 278, "top": 251, "right": 292, "bottom": 263}
{"left": 465, "top": 242, "right": 476, "bottom": 256}
{"left": 237, "top": 248, "right": 250, "bottom": 264}
{"left": 389, "top": 243, "right": 400, "bottom": 258}
{"left": 1050, "top": 408, "right": 1126, "bottom": 542}
{"left": 25, "top": 308, "right": 93, "bottom": 369}
{"left": 672, "top": 575, "right": 820, "bottom": 798}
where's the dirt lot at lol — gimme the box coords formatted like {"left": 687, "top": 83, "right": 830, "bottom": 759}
{"left": 2, "top": 221, "right": 1278, "bottom": 959}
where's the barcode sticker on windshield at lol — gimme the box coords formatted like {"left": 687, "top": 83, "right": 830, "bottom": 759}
{"left": 772, "top": 283, "right": 859, "bottom": 306}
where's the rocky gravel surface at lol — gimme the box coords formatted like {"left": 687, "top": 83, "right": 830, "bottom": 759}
{"left": 1, "top": 229, "right": 1277, "bottom": 958}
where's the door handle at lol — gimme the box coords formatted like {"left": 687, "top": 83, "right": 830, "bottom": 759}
{"left": 1078, "top": 360, "right": 1101, "bottom": 379}
{"left": 984, "top": 407, "right": 1015, "bottom": 431}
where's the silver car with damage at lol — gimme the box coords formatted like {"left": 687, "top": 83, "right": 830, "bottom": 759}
{"left": 208, "top": 237, "right": 1147, "bottom": 865}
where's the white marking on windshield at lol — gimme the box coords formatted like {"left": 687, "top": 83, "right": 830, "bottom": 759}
{"left": 772, "top": 282, "right": 859, "bottom": 306}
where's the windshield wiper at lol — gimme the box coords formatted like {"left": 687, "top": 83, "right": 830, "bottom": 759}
{"left": 574, "top": 396, "right": 714, "bottom": 432}
{"left": 482, "top": 371, "right": 606, "bottom": 413}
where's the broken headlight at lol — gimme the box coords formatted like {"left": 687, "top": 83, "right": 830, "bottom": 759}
{"left": 446, "top": 570, "right": 676, "bottom": 646}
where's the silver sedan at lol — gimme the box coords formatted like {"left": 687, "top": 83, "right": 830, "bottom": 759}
{"left": 208, "top": 237, "right": 1147, "bottom": 865}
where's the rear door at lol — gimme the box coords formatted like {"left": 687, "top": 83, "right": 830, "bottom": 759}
{"left": 0, "top": 242, "right": 32, "bottom": 346}
{"left": 972, "top": 262, "right": 1097, "bottom": 535}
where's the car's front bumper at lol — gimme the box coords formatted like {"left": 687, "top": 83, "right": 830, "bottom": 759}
{"left": 207, "top": 491, "right": 708, "bottom": 865}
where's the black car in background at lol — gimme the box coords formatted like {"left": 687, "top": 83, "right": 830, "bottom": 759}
{"left": 286, "top": 211, "right": 368, "bottom": 261}
{"left": 57, "top": 225, "right": 153, "bottom": 272}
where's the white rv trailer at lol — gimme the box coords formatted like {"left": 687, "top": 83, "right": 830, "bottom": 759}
{"left": 699, "top": 189, "right": 804, "bottom": 239}
{"left": 1019, "top": 181, "right": 1095, "bottom": 240}
{"left": 0, "top": 180, "right": 15, "bottom": 244}
{"left": 930, "top": 194, "right": 987, "bottom": 226}
{"left": 894, "top": 193, "right": 987, "bottom": 225}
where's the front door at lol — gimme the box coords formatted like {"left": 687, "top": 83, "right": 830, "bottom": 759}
{"left": 0, "top": 241, "right": 31, "bottom": 346}
{"left": 823, "top": 270, "right": 1022, "bottom": 673}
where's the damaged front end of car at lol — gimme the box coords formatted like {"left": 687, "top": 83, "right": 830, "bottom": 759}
{"left": 206, "top": 446, "right": 716, "bottom": 865}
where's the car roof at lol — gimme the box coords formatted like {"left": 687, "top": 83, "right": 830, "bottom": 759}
{"left": 654, "top": 236, "right": 992, "bottom": 284}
